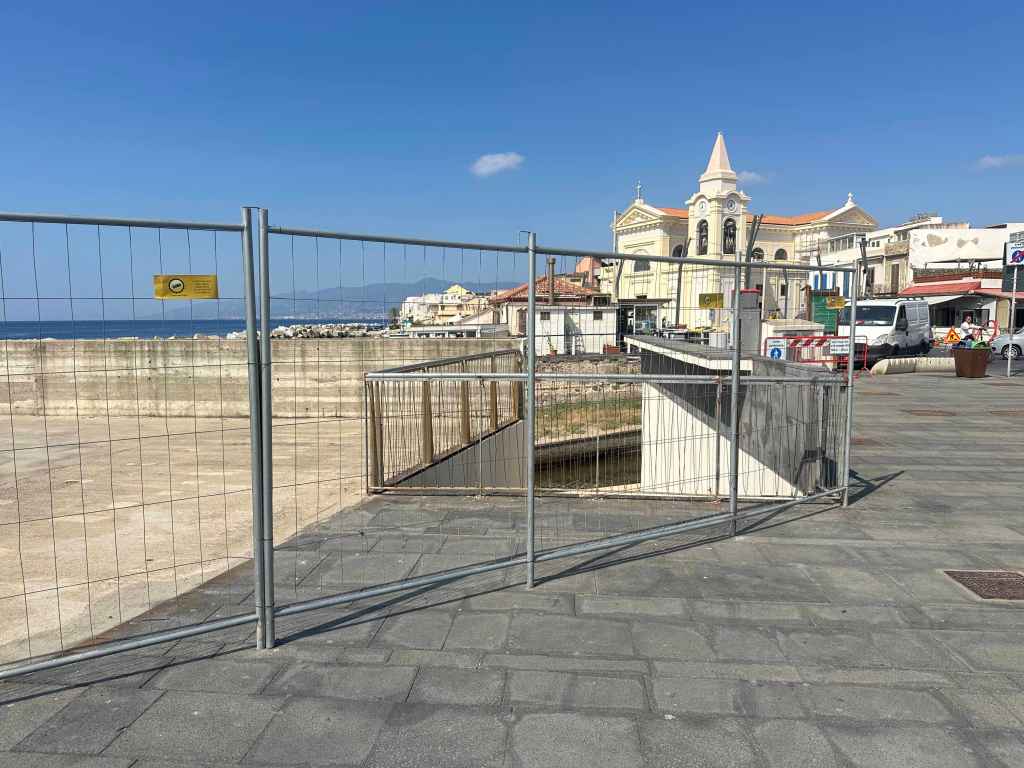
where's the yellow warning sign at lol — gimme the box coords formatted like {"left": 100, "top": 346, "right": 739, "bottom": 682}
{"left": 825, "top": 296, "right": 847, "bottom": 310}
{"left": 944, "top": 327, "right": 960, "bottom": 344}
{"left": 699, "top": 292, "right": 724, "bottom": 309}
{"left": 153, "top": 274, "right": 219, "bottom": 300}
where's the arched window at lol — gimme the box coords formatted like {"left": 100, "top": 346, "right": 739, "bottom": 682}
{"left": 723, "top": 218, "right": 737, "bottom": 254}
{"left": 632, "top": 249, "right": 650, "bottom": 272}
{"left": 697, "top": 220, "right": 709, "bottom": 255}
{"left": 671, "top": 244, "right": 684, "bottom": 259}
{"left": 751, "top": 247, "right": 765, "bottom": 261}
{"left": 775, "top": 248, "right": 788, "bottom": 261}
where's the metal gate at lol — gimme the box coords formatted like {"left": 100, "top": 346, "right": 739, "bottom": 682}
{"left": 0, "top": 206, "right": 859, "bottom": 678}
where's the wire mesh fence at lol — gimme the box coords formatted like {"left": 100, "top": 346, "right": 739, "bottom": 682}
{"left": 0, "top": 212, "right": 260, "bottom": 673}
{"left": 0, "top": 207, "right": 859, "bottom": 677}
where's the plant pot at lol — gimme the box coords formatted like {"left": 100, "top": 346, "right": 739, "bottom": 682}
{"left": 951, "top": 347, "right": 989, "bottom": 378}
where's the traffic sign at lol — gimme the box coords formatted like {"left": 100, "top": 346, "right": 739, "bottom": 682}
{"left": 944, "top": 327, "right": 961, "bottom": 344}
{"left": 829, "top": 338, "right": 851, "bottom": 356}
{"left": 765, "top": 338, "right": 787, "bottom": 360}
{"left": 825, "top": 296, "right": 847, "bottom": 310}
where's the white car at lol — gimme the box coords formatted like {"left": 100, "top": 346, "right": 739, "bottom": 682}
{"left": 991, "top": 330, "right": 1023, "bottom": 360}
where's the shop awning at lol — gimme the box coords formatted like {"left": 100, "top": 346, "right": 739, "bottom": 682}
{"left": 922, "top": 295, "right": 962, "bottom": 306}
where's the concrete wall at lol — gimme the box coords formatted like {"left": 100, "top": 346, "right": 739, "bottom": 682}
{"left": 0, "top": 337, "right": 520, "bottom": 418}
{"left": 397, "top": 421, "right": 526, "bottom": 490}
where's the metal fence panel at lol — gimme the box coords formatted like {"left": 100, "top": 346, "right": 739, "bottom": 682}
{"left": 0, "top": 211, "right": 261, "bottom": 678}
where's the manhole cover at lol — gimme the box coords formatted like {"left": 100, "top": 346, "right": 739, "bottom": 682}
{"left": 945, "top": 570, "right": 1024, "bottom": 600}
{"left": 904, "top": 409, "right": 954, "bottom": 417}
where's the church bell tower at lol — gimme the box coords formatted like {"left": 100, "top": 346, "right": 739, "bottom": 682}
{"left": 685, "top": 132, "right": 750, "bottom": 260}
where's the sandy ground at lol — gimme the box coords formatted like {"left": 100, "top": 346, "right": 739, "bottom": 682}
{"left": 0, "top": 414, "right": 366, "bottom": 663}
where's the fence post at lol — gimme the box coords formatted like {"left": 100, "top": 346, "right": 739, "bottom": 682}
{"left": 241, "top": 207, "right": 266, "bottom": 650}
{"left": 258, "top": 208, "right": 275, "bottom": 648}
{"left": 460, "top": 361, "right": 472, "bottom": 444}
{"left": 489, "top": 355, "right": 499, "bottom": 430}
{"left": 367, "top": 379, "right": 382, "bottom": 487}
{"left": 729, "top": 261, "right": 742, "bottom": 535}
{"left": 421, "top": 379, "right": 434, "bottom": 464}
{"left": 525, "top": 232, "right": 538, "bottom": 588}
{"left": 842, "top": 268, "right": 859, "bottom": 506}
{"left": 714, "top": 377, "right": 723, "bottom": 498}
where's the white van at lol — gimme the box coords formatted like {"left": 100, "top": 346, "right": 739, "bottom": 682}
{"left": 837, "top": 298, "right": 932, "bottom": 365}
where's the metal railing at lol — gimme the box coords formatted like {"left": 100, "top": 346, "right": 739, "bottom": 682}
{"left": 0, "top": 207, "right": 859, "bottom": 680}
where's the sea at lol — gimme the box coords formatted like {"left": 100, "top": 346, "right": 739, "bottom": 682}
{"left": 0, "top": 319, "right": 383, "bottom": 340}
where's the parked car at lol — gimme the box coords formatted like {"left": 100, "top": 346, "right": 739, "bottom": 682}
{"left": 837, "top": 298, "right": 933, "bottom": 365}
{"left": 990, "top": 330, "right": 1023, "bottom": 360}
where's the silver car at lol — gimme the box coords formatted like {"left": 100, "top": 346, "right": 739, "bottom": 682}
{"left": 991, "top": 330, "right": 1024, "bottom": 359}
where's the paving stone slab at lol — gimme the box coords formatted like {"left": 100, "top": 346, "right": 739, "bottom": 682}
{"left": 685, "top": 600, "right": 807, "bottom": 624}
{"left": 749, "top": 719, "right": 841, "bottom": 768}
{"left": 365, "top": 704, "right": 506, "bottom": 768}
{"left": 651, "top": 661, "right": 802, "bottom": 683}
{"left": 801, "top": 685, "right": 953, "bottom": 723}
{"left": 442, "top": 613, "right": 509, "bottom": 651}
{"left": 406, "top": 668, "right": 504, "bottom": 706}
{"left": 776, "top": 630, "right": 887, "bottom": 667}
{"left": 511, "top": 712, "right": 641, "bottom": 768}
{"left": 388, "top": 649, "right": 481, "bottom": 669}
{"left": 940, "top": 690, "right": 1024, "bottom": 729}
{"left": 372, "top": 611, "right": 454, "bottom": 650}
{"left": 14, "top": 686, "right": 162, "bottom": 756}
{"left": 508, "top": 615, "right": 633, "bottom": 657}
{"left": 17, "top": 655, "right": 171, "bottom": 690}
{"left": 736, "top": 681, "right": 805, "bottom": 718}
{"left": 147, "top": 657, "right": 280, "bottom": 695}
{"left": 631, "top": 623, "right": 713, "bottom": 661}
{"left": 482, "top": 654, "right": 648, "bottom": 675}
{"left": 639, "top": 715, "right": 758, "bottom": 768}
{"left": 463, "top": 590, "right": 573, "bottom": 614}
{"left": 650, "top": 678, "right": 741, "bottom": 715}
{"left": 264, "top": 662, "right": 417, "bottom": 702}
{"left": 103, "top": 691, "right": 282, "bottom": 762}
{"left": 933, "top": 630, "right": 1024, "bottom": 672}
{"left": 507, "top": 670, "right": 647, "bottom": 711}
{"left": 824, "top": 722, "right": 982, "bottom": 768}
{"left": 0, "top": 685, "right": 83, "bottom": 750}
{"left": 245, "top": 696, "right": 390, "bottom": 766}
{"left": 576, "top": 596, "right": 688, "bottom": 619}
{"left": 0, "top": 755, "right": 134, "bottom": 768}
{"left": 709, "top": 626, "right": 786, "bottom": 663}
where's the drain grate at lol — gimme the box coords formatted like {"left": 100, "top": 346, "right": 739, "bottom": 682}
{"left": 945, "top": 570, "right": 1024, "bottom": 600}
{"left": 904, "top": 409, "right": 955, "bottom": 417}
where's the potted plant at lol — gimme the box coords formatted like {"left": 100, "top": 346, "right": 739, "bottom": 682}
{"left": 951, "top": 339, "right": 990, "bottom": 378}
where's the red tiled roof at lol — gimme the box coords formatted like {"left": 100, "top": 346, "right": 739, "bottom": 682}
{"left": 657, "top": 207, "right": 689, "bottom": 218}
{"left": 899, "top": 280, "right": 982, "bottom": 297}
{"left": 491, "top": 275, "right": 600, "bottom": 304}
{"left": 747, "top": 211, "right": 832, "bottom": 226}
{"left": 655, "top": 206, "right": 831, "bottom": 226}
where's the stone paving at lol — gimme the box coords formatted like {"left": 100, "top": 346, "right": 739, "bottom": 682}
{"left": 1, "top": 371, "right": 1023, "bottom": 767}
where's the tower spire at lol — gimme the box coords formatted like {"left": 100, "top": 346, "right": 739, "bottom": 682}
{"left": 704, "top": 131, "right": 733, "bottom": 175}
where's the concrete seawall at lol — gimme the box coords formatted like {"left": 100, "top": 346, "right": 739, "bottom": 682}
{"left": 0, "top": 337, "right": 520, "bottom": 418}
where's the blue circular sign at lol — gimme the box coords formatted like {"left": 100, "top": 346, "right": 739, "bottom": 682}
{"left": 769, "top": 348, "right": 783, "bottom": 359}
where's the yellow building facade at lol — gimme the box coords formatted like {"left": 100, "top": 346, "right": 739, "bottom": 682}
{"left": 603, "top": 133, "right": 879, "bottom": 328}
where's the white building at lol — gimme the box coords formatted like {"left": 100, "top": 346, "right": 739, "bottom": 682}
{"left": 491, "top": 275, "right": 618, "bottom": 355}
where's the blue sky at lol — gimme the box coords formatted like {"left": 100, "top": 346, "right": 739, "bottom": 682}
{"left": 1, "top": 0, "right": 1023, "bottom": 305}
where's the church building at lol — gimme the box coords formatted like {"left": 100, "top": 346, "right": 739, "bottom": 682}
{"left": 603, "top": 133, "right": 879, "bottom": 330}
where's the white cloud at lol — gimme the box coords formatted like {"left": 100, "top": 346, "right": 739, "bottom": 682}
{"left": 471, "top": 152, "right": 524, "bottom": 177}
{"left": 976, "top": 154, "right": 1024, "bottom": 170}
{"left": 737, "top": 170, "right": 767, "bottom": 184}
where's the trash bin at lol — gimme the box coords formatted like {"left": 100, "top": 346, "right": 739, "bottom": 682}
{"left": 951, "top": 347, "right": 989, "bottom": 378}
